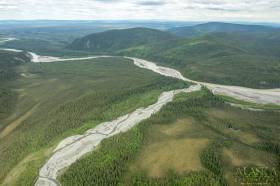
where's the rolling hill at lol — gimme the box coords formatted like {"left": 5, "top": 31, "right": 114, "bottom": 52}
{"left": 121, "top": 32, "right": 280, "bottom": 88}
{"left": 68, "top": 27, "right": 177, "bottom": 53}
{"left": 168, "top": 22, "right": 278, "bottom": 37}
{"left": 66, "top": 23, "right": 280, "bottom": 88}
{"left": 68, "top": 23, "right": 280, "bottom": 88}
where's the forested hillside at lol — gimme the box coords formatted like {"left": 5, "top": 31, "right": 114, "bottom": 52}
{"left": 121, "top": 31, "right": 280, "bottom": 88}
{"left": 68, "top": 27, "right": 177, "bottom": 53}
{"left": 67, "top": 23, "right": 280, "bottom": 88}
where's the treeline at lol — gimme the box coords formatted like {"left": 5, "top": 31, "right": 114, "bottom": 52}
{"left": 258, "top": 142, "right": 280, "bottom": 157}
{"left": 130, "top": 171, "right": 220, "bottom": 186}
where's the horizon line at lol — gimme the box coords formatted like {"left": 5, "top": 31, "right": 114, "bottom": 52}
{"left": 0, "top": 19, "right": 280, "bottom": 24}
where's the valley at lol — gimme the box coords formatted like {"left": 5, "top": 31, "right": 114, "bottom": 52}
{"left": 0, "top": 21, "right": 280, "bottom": 186}
{"left": 3, "top": 48, "right": 280, "bottom": 106}
{"left": 36, "top": 85, "right": 201, "bottom": 186}
{"left": 0, "top": 49, "right": 188, "bottom": 185}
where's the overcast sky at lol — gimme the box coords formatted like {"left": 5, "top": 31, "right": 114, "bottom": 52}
{"left": 0, "top": 0, "right": 279, "bottom": 22}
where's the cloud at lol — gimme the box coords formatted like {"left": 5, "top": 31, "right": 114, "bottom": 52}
{"left": 206, "top": 7, "right": 241, "bottom": 12}
{"left": 137, "top": 0, "right": 166, "bottom": 6}
{"left": 94, "top": 0, "right": 122, "bottom": 2}
{"left": 0, "top": 0, "right": 279, "bottom": 22}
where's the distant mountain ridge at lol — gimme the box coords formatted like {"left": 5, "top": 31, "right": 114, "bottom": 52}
{"left": 168, "top": 22, "right": 278, "bottom": 37}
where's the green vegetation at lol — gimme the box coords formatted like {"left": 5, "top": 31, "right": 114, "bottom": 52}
{"left": 200, "top": 142, "right": 227, "bottom": 185}
{"left": 218, "top": 95, "right": 280, "bottom": 110}
{"left": 0, "top": 54, "right": 189, "bottom": 185}
{"left": 1, "top": 22, "right": 280, "bottom": 186}
{"left": 1, "top": 39, "right": 95, "bottom": 57}
{"left": 0, "top": 50, "right": 30, "bottom": 80}
{"left": 168, "top": 22, "right": 277, "bottom": 37}
{"left": 60, "top": 127, "right": 143, "bottom": 186}
{"left": 1, "top": 27, "right": 176, "bottom": 57}
{"left": 59, "top": 88, "right": 280, "bottom": 186}
{"left": 3, "top": 23, "right": 280, "bottom": 88}
{"left": 68, "top": 27, "right": 177, "bottom": 53}
{"left": 121, "top": 32, "right": 280, "bottom": 88}
{"left": 0, "top": 50, "right": 30, "bottom": 131}
{"left": 68, "top": 23, "right": 280, "bottom": 88}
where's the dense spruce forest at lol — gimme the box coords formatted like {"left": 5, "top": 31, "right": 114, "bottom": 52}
{"left": 0, "top": 52, "right": 189, "bottom": 185}
{"left": 0, "top": 51, "right": 30, "bottom": 130}
{"left": 59, "top": 89, "right": 280, "bottom": 186}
